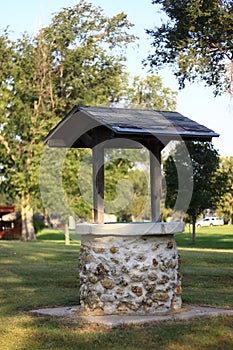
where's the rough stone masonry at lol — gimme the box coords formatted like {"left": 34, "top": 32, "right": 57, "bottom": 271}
{"left": 79, "top": 232, "right": 182, "bottom": 315}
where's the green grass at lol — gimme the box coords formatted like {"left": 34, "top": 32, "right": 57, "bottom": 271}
{"left": 0, "top": 226, "right": 233, "bottom": 350}
{"left": 176, "top": 224, "right": 233, "bottom": 250}
{"left": 36, "top": 228, "right": 80, "bottom": 243}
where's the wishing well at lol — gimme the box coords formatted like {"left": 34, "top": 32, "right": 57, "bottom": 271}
{"left": 45, "top": 106, "right": 218, "bottom": 314}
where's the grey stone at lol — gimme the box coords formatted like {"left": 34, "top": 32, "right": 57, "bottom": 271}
{"left": 29, "top": 305, "right": 233, "bottom": 328}
{"left": 100, "top": 294, "right": 115, "bottom": 302}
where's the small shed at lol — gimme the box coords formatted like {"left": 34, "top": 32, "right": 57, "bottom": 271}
{"left": 0, "top": 206, "right": 21, "bottom": 240}
{"left": 45, "top": 105, "right": 219, "bottom": 315}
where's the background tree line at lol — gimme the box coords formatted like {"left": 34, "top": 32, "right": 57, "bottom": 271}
{"left": 164, "top": 144, "right": 232, "bottom": 243}
{"left": 1, "top": 0, "right": 232, "bottom": 241}
{"left": 0, "top": 1, "right": 176, "bottom": 240}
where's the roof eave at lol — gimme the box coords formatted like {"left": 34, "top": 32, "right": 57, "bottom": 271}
{"left": 110, "top": 125, "right": 219, "bottom": 141}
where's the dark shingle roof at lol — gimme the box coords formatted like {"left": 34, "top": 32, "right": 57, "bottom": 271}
{"left": 45, "top": 105, "right": 219, "bottom": 148}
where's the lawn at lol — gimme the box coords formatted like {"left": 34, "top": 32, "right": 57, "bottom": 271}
{"left": 0, "top": 226, "right": 233, "bottom": 350}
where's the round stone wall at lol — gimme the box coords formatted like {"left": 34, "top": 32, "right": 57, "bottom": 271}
{"left": 79, "top": 234, "right": 182, "bottom": 315}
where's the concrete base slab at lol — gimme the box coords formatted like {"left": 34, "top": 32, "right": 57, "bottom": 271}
{"left": 29, "top": 305, "right": 233, "bottom": 328}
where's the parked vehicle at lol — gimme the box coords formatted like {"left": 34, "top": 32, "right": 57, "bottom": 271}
{"left": 196, "top": 217, "right": 224, "bottom": 227}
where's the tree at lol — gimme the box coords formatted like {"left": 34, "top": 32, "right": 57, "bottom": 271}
{"left": 145, "top": 0, "right": 233, "bottom": 96}
{"left": 216, "top": 156, "right": 233, "bottom": 223}
{"left": 62, "top": 148, "right": 93, "bottom": 221}
{"left": 0, "top": 1, "right": 137, "bottom": 239}
{"left": 0, "top": 32, "right": 59, "bottom": 240}
{"left": 63, "top": 147, "right": 151, "bottom": 223}
{"left": 122, "top": 168, "right": 150, "bottom": 221}
{"left": 39, "top": 1, "right": 136, "bottom": 112}
{"left": 126, "top": 75, "right": 177, "bottom": 110}
{"left": 164, "top": 141, "right": 223, "bottom": 243}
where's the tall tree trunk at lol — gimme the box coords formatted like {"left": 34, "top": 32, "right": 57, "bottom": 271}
{"left": 21, "top": 194, "right": 36, "bottom": 241}
{"left": 191, "top": 220, "right": 196, "bottom": 244}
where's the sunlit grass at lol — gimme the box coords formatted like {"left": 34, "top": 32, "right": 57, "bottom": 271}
{"left": 175, "top": 224, "right": 233, "bottom": 250}
{"left": 0, "top": 226, "right": 233, "bottom": 349}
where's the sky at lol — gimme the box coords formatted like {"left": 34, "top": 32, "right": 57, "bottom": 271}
{"left": 0, "top": 0, "right": 232, "bottom": 156}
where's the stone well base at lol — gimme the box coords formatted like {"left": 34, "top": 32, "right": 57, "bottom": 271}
{"left": 77, "top": 223, "right": 184, "bottom": 315}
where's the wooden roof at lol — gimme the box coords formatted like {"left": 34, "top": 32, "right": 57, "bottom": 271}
{"left": 45, "top": 105, "right": 219, "bottom": 148}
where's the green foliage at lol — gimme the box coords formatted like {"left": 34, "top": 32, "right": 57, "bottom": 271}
{"left": 123, "top": 168, "right": 150, "bottom": 220}
{"left": 146, "top": 0, "right": 233, "bottom": 95}
{"left": 104, "top": 149, "right": 150, "bottom": 221}
{"left": 0, "top": 1, "right": 137, "bottom": 234}
{"left": 216, "top": 156, "right": 233, "bottom": 222}
{"left": 61, "top": 148, "right": 151, "bottom": 222}
{"left": 33, "top": 215, "right": 45, "bottom": 234}
{"left": 0, "top": 0, "right": 180, "bottom": 228}
{"left": 164, "top": 141, "right": 225, "bottom": 241}
{"left": 62, "top": 148, "right": 93, "bottom": 221}
{"left": 39, "top": 0, "right": 136, "bottom": 110}
{"left": 126, "top": 75, "right": 177, "bottom": 110}
{"left": 104, "top": 156, "right": 133, "bottom": 201}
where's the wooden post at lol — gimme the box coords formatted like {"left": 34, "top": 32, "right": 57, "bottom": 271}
{"left": 150, "top": 148, "right": 161, "bottom": 222}
{"left": 92, "top": 143, "right": 104, "bottom": 224}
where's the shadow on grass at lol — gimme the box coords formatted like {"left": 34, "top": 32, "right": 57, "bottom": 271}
{"left": 2, "top": 312, "right": 233, "bottom": 350}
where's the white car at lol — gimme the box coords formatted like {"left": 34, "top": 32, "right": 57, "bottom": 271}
{"left": 196, "top": 217, "right": 224, "bottom": 227}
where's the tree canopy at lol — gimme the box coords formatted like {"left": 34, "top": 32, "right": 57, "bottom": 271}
{"left": 1, "top": 0, "right": 181, "bottom": 236}
{"left": 126, "top": 75, "right": 177, "bottom": 110}
{"left": 164, "top": 141, "right": 224, "bottom": 243}
{"left": 145, "top": 0, "right": 233, "bottom": 96}
{"left": 0, "top": 1, "right": 137, "bottom": 239}
{"left": 216, "top": 156, "right": 233, "bottom": 222}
